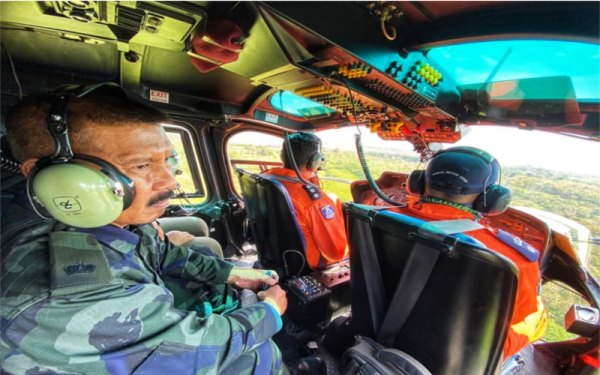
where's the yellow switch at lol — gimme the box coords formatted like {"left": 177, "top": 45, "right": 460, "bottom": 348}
{"left": 388, "top": 121, "right": 404, "bottom": 134}
{"left": 370, "top": 122, "right": 382, "bottom": 133}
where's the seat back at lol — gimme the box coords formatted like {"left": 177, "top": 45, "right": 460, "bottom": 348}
{"left": 237, "top": 169, "right": 308, "bottom": 276}
{"left": 345, "top": 203, "right": 519, "bottom": 375}
{"left": 350, "top": 171, "right": 411, "bottom": 204}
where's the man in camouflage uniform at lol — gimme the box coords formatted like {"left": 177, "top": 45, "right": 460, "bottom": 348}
{"left": 1, "top": 86, "right": 288, "bottom": 374}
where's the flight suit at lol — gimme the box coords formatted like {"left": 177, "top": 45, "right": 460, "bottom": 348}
{"left": 392, "top": 201, "right": 547, "bottom": 358}
{"left": 0, "top": 197, "right": 284, "bottom": 375}
{"left": 263, "top": 167, "right": 349, "bottom": 269}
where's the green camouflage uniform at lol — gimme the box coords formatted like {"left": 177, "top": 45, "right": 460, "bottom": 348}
{"left": 1, "top": 201, "right": 283, "bottom": 375}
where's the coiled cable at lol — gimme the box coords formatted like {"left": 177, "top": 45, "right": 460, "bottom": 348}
{"left": 1, "top": 152, "right": 21, "bottom": 173}
{"left": 355, "top": 134, "right": 404, "bottom": 207}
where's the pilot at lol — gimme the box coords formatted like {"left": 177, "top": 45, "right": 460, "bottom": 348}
{"left": 398, "top": 146, "right": 547, "bottom": 359}
{"left": 1, "top": 85, "right": 287, "bottom": 375}
{"left": 263, "top": 132, "right": 349, "bottom": 269}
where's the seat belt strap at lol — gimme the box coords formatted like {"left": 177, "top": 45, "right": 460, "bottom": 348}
{"left": 377, "top": 242, "right": 440, "bottom": 347}
{"left": 354, "top": 218, "right": 388, "bottom": 335}
{"left": 250, "top": 181, "right": 269, "bottom": 257}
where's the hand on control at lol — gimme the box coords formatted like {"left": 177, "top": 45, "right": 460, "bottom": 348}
{"left": 258, "top": 285, "right": 288, "bottom": 315}
{"left": 227, "top": 267, "right": 279, "bottom": 291}
{"left": 166, "top": 230, "right": 195, "bottom": 246}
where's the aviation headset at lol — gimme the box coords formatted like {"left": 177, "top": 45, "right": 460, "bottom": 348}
{"left": 26, "top": 83, "right": 179, "bottom": 228}
{"left": 406, "top": 146, "right": 512, "bottom": 215}
{"left": 284, "top": 132, "right": 326, "bottom": 172}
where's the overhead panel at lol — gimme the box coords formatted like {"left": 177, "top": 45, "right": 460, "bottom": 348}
{"left": 258, "top": 2, "right": 463, "bottom": 144}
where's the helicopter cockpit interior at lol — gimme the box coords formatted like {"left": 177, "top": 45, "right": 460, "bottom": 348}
{"left": 1, "top": 2, "right": 599, "bottom": 375}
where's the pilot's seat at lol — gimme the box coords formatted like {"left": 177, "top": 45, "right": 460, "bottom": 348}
{"left": 236, "top": 168, "right": 310, "bottom": 276}
{"left": 350, "top": 171, "right": 414, "bottom": 206}
{"left": 344, "top": 203, "right": 519, "bottom": 375}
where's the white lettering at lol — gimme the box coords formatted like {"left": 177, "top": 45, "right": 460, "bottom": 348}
{"left": 150, "top": 90, "right": 169, "bottom": 103}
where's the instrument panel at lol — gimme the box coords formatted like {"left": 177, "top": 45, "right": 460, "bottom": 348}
{"left": 481, "top": 208, "right": 552, "bottom": 254}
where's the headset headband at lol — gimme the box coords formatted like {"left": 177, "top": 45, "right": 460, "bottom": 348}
{"left": 433, "top": 146, "right": 495, "bottom": 165}
{"left": 425, "top": 146, "right": 500, "bottom": 196}
{"left": 46, "top": 82, "right": 125, "bottom": 163}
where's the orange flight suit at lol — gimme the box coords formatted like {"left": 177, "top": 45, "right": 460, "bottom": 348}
{"left": 392, "top": 201, "right": 547, "bottom": 359}
{"left": 263, "top": 168, "right": 349, "bottom": 269}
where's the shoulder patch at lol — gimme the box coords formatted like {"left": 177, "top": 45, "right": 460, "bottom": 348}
{"left": 303, "top": 185, "right": 323, "bottom": 201}
{"left": 320, "top": 205, "right": 336, "bottom": 220}
{"left": 496, "top": 229, "right": 540, "bottom": 262}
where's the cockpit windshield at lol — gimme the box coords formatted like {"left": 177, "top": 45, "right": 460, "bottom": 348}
{"left": 427, "top": 40, "right": 600, "bottom": 101}
{"left": 270, "top": 91, "right": 337, "bottom": 118}
{"left": 271, "top": 40, "right": 600, "bottom": 119}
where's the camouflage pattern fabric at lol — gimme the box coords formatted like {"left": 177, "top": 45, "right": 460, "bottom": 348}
{"left": 1, "top": 211, "right": 284, "bottom": 375}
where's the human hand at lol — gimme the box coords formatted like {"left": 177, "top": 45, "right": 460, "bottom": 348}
{"left": 166, "top": 230, "right": 195, "bottom": 246}
{"left": 227, "top": 268, "right": 279, "bottom": 291}
{"left": 257, "top": 285, "right": 287, "bottom": 315}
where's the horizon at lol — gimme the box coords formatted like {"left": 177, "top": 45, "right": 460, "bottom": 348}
{"left": 229, "top": 125, "right": 600, "bottom": 177}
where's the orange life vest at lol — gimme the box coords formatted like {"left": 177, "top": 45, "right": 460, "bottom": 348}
{"left": 263, "top": 168, "right": 349, "bottom": 269}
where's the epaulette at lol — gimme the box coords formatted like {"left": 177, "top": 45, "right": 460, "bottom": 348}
{"left": 49, "top": 228, "right": 114, "bottom": 296}
{"left": 303, "top": 184, "right": 323, "bottom": 201}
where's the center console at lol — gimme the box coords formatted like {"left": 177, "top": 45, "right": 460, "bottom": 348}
{"left": 284, "top": 261, "right": 351, "bottom": 331}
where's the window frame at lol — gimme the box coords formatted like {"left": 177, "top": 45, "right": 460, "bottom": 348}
{"left": 164, "top": 123, "right": 206, "bottom": 199}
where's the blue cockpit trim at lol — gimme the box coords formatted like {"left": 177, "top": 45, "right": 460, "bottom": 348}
{"left": 375, "top": 209, "right": 486, "bottom": 248}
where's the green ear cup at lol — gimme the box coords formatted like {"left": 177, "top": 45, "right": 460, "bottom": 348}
{"left": 307, "top": 152, "right": 326, "bottom": 171}
{"left": 32, "top": 163, "right": 125, "bottom": 228}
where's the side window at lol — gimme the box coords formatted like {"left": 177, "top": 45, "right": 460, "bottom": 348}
{"left": 542, "top": 281, "right": 592, "bottom": 342}
{"left": 165, "top": 125, "right": 207, "bottom": 205}
{"left": 227, "top": 131, "right": 283, "bottom": 194}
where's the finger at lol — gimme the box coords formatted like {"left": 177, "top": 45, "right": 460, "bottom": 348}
{"left": 261, "top": 270, "right": 278, "bottom": 280}
{"left": 268, "top": 271, "right": 279, "bottom": 283}
{"left": 258, "top": 271, "right": 277, "bottom": 285}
